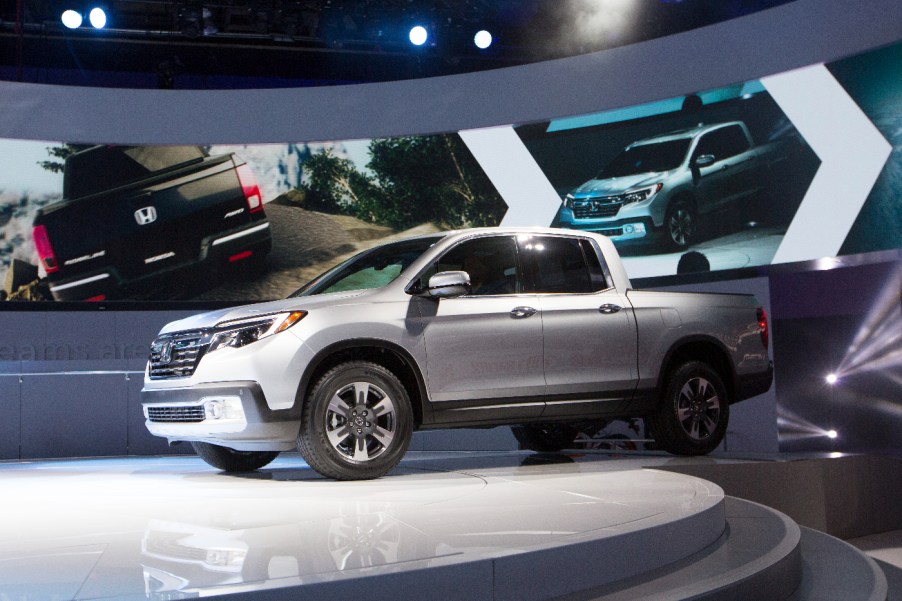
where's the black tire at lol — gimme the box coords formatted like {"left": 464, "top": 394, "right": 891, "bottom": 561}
{"left": 665, "top": 199, "right": 697, "bottom": 250}
{"left": 512, "top": 423, "right": 578, "bottom": 453}
{"left": 297, "top": 361, "right": 413, "bottom": 480}
{"left": 648, "top": 361, "right": 729, "bottom": 455}
{"left": 191, "top": 441, "right": 279, "bottom": 472}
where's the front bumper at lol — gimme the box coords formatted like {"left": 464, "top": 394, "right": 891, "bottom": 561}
{"left": 141, "top": 381, "right": 300, "bottom": 451}
{"left": 558, "top": 211, "right": 659, "bottom": 244}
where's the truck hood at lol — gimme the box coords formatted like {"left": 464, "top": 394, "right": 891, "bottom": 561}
{"left": 159, "top": 290, "right": 372, "bottom": 334}
{"left": 572, "top": 173, "right": 666, "bottom": 197}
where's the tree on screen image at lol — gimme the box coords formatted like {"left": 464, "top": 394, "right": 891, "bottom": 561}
{"left": 38, "top": 144, "right": 92, "bottom": 174}
{"left": 301, "top": 134, "right": 506, "bottom": 230}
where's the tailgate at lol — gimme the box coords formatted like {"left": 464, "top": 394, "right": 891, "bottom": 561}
{"left": 42, "top": 153, "right": 257, "bottom": 281}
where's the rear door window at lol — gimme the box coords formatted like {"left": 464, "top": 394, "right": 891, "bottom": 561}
{"left": 64, "top": 145, "right": 205, "bottom": 199}
{"left": 520, "top": 236, "right": 610, "bottom": 294}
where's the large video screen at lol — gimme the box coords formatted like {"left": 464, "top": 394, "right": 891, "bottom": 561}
{"left": 1, "top": 42, "right": 899, "bottom": 304}
{"left": 516, "top": 82, "right": 819, "bottom": 280}
{"left": 0, "top": 135, "right": 505, "bottom": 303}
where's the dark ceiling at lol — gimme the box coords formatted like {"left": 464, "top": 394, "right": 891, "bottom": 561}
{"left": 1, "top": 0, "right": 795, "bottom": 89}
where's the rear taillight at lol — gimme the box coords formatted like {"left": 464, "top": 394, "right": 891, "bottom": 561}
{"left": 32, "top": 225, "right": 59, "bottom": 274}
{"left": 229, "top": 250, "right": 253, "bottom": 263}
{"left": 236, "top": 163, "right": 263, "bottom": 213}
{"left": 757, "top": 307, "right": 769, "bottom": 349}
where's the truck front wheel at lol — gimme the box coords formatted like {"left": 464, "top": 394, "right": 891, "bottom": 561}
{"left": 297, "top": 361, "right": 413, "bottom": 480}
{"left": 665, "top": 200, "right": 697, "bottom": 249}
{"left": 648, "top": 361, "right": 729, "bottom": 455}
{"left": 191, "top": 441, "right": 279, "bottom": 472}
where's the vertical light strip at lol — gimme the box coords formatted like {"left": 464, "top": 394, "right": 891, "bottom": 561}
{"left": 763, "top": 64, "right": 892, "bottom": 264}
{"left": 459, "top": 126, "right": 562, "bottom": 227}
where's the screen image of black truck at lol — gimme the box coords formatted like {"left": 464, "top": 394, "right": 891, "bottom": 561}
{"left": 32, "top": 145, "right": 272, "bottom": 301}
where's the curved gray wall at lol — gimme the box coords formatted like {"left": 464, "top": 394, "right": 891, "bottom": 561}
{"left": 0, "top": 0, "right": 900, "bottom": 145}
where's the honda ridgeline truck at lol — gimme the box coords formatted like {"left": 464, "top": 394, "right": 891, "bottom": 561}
{"left": 142, "top": 227, "right": 772, "bottom": 480}
{"left": 32, "top": 145, "right": 272, "bottom": 301}
{"left": 558, "top": 121, "right": 790, "bottom": 249}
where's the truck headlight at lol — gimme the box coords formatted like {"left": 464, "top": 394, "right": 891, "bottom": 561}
{"left": 562, "top": 193, "right": 575, "bottom": 208}
{"left": 208, "top": 311, "right": 306, "bottom": 353}
{"left": 622, "top": 183, "right": 663, "bottom": 205}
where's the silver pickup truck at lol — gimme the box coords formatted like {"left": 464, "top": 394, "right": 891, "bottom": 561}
{"left": 142, "top": 227, "right": 773, "bottom": 480}
{"left": 558, "top": 121, "right": 789, "bottom": 249}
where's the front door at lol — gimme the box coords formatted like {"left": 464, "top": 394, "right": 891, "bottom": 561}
{"left": 415, "top": 235, "right": 545, "bottom": 421}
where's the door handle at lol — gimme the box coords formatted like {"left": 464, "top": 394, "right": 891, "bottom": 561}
{"left": 598, "top": 304, "right": 621, "bottom": 314}
{"left": 510, "top": 306, "right": 537, "bottom": 319}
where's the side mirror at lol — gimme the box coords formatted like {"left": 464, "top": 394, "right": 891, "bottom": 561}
{"left": 428, "top": 271, "right": 470, "bottom": 298}
{"left": 694, "top": 154, "right": 716, "bottom": 168}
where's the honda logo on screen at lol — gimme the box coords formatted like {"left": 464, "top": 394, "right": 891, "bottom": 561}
{"left": 135, "top": 206, "right": 158, "bottom": 225}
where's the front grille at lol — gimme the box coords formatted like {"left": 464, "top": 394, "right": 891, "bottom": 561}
{"left": 572, "top": 195, "right": 623, "bottom": 219}
{"left": 147, "top": 405, "right": 206, "bottom": 422}
{"left": 149, "top": 331, "right": 208, "bottom": 379}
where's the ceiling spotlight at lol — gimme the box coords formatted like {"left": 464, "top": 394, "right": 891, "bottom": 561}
{"left": 88, "top": 7, "right": 107, "bottom": 29}
{"left": 61, "top": 9, "right": 83, "bottom": 29}
{"left": 474, "top": 30, "right": 493, "bottom": 49}
{"left": 409, "top": 25, "right": 428, "bottom": 46}
{"left": 825, "top": 373, "right": 838, "bottom": 385}
{"left": 826, "top": 429, "right": 838, "bottom": 439}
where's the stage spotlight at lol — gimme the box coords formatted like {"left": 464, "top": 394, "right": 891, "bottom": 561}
{"left": 61, "top": 9, "right": 83, "bottom": 28}
{"left": 88, "top": 7, "right": 107, "bottom": 29}
{"left": 474, "top": 30, "right": 493, "bottom": 49}
{"left": 826, "top": 429, "right": 838, "bottom": 439}
{"left": 409, "top": 25, "right": 428, "bottom": 46}
{"left": 825, "top": 373, "right": 838, "bottom": 385}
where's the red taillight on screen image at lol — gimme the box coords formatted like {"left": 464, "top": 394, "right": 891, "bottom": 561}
{"left": 229, "top": 250, "right": 253, "bottom": 263}
{"left": 236, "top": 163, "right": 263, "bottom": 213}
{"left": 757, "top": 307, "right": 769, "bottom": 349}
{"left": 32, "top": 225, "right": 59, "bottom": 274}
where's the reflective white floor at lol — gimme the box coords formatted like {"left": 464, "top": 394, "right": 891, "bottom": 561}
{"left": 0, "top": 451, "right": 725, "bottom": 601}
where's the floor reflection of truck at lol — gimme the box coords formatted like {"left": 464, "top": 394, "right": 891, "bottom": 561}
{"left": 31, "top": 145, "right": 272, "bottom": 301}
{"left": 558, "top": 121, "right": 792, "bottom": 249}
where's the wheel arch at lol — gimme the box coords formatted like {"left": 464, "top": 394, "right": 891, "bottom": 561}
{"left": 667, "top": 190, "right": 698, "bottom": 215}
{"left": 296, "top": 339, "right": 429, "bottom": 427}
{"left": 656, "top": 335, "right": 737, "bottom": 404}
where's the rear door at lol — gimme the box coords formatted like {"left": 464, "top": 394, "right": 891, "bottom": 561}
{"left": 520, "top": 235, "right": 638, "bottom": 417}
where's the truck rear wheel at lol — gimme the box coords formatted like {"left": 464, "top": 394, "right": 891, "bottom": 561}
{"left": 648, "top": 361, "right": 729, "bottom": 455}
{"left": 191, "top": 441, "right": 279, "bottom": 472}
{"left": 297, "top": 361, "right": 413, "bottom": 480}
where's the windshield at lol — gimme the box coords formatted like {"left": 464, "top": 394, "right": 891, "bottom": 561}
{"left": 598, "top": 138, "right": 691, "bottom": 178}
{"left": 289, "top": 235, "right": 446, "bottom": 297}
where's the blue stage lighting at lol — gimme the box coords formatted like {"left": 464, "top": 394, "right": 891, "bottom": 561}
{"left": 474, "top": 30, "right": 492, "bottom": 49}
{"left": 61, "top": 9, "right": 83, "bottom": 28}
{"left": 409, "top": 25, "right": 427, "bottom": 46}
{"left": 89, "top": 7, "right": 107, "bottom": 29}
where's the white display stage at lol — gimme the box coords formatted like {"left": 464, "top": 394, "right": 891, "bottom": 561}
{"left": 0, "top": 450, "right": 887, "bottom": 601}
{"left": 0, "top": 451, "right": 728, "bottom": 600}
